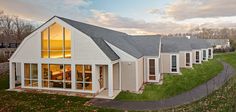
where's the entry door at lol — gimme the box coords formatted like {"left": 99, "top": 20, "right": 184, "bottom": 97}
{"left": 147, "top": 58, "right": 158, "bottom": 82}
{"left": 98, "top": 66, "right": 104, "bottom": 89}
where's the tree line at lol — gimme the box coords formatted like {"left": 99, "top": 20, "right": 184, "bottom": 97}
{"left": 163, "top": 28, "right": 236, "bottom": 39}
{"left": 0, "top": 11, "right": 35, "bottom": 44}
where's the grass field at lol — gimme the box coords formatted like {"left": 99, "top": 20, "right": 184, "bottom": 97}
{"left": 116, "top": 58, "right": 223, "bottom": 101}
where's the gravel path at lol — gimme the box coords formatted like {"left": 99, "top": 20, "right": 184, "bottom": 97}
{"left": 89, "top": 62, "right": 236, "bottom": 111}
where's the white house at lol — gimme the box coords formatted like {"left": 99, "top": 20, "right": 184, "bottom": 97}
{"left": 9, "top": 16, "right": 213, "bottom": 99}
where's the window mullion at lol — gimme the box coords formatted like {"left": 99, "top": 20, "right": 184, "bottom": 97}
{"left": 48, "top": 28, "right": 50, "bottom": 58}
{"left": 48, "top": 64, "right": 50, "bottom": 88}
{"left": 30, "top": 64, "right": 32, "bottom": 87}
{"left": 83, "top": 65, "right": 85, "bottom": 90}
{"left": 63, "top": 64, "right": 65, "bottom": 89}
{"left": 63, "top": 27, "right": 65, "bottom": 58}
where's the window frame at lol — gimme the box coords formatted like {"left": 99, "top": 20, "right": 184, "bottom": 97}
{"left": 208, "top": 49, "right": 211, "bottom": 59}
{"left": 170, "top": 54, "right": 178, "bottom": 73}
{"left": 196, "top": 51, "right": 200, "bottom": 63}
{"left": 203, "top": 50, "right": 206, "bottom": 60}
{"left": 24, "top": 63, "right": 38, "bottom": 87}
{"left": 76, "top": 65, "right": 93, "bottom": 91}
{"left": 185, "top": 52, "right": 191, "bottom": 67}
{"left": 42, "top": 64, "right": 72, "bottom": 89}
{"left": 147, "top": 58, "right": 158, "bottom": 82}
{"left": 41, "top": 23, "right": 71, "bottom": 59}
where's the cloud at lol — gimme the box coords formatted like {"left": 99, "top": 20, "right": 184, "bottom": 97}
{"left": 63, "top": 0, "right": 90, "bottom": 6}
{"left": 165, "top": 0, "right": 236, "bottom": 20}
{"left": 0, "top": 0, "right": 90, "bottom": 22}
{"left": 148, "top": 9, "right": 161, "bottom": 14}
{"left": 87, "top": 10, "right": 193, "bottom": 35}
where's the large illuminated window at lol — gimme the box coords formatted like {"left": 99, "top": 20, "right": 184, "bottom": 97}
{"left": 24, "top": 63, "right": 38, "bottom": 87}
{"left": 41, "top": 23, "right": 71, "bottom": 58}
{"left": 42, "top": 64, "right": 71, "bottom": 89}
{"left": 76, "top": 65, "right": 92, "bottom": 91}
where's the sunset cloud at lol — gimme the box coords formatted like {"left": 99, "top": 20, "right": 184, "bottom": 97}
{"left": 165, "top": 0, "right": 236, "bottom": 20}
{"left": 88, "top": 10, "right": 192, "bottom": 34}
{"left": 0, "top": 0, "right": 236, "bottom": 35}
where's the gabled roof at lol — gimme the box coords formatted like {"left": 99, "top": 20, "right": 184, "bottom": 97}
{"left": 161, "top": 37, "right": 212, "bottom": 53}
{"left": 57, "top": 16, "right": 144, "bottom": 59}
{"left": 91, "top": 38, "right": 120, "bottom": 61}
{"left": 127, "top": 35, "right": 161, "bottom": 56}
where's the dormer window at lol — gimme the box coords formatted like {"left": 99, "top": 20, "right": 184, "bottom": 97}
{"left": 41, "top": 23, "right": 71, "bottom": 58}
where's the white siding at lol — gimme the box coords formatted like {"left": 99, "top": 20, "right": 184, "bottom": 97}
{"left": 11, "top": 33, "right": 41, "bottom": 61}
{"left": 73, "top": 30, "right": 111, "bottom": 64}
{"left": 10, "top": 17, "right": 111, "bottom": 64}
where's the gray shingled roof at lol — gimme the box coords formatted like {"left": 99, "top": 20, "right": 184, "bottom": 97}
{"left": 205, "top": 39, "right": 229, "bottom": 46}
{"left": 161, "top": 37, "right": 212, "bottom": 53}
{"left": 56, "top": 16, "right": 211, "bottom": 58}
{"left": 189, "top": 38, "right": 211, "bottom": 49}
{"left": 91, "top": 38, "right": 120, "bottom": 61}
{"left": 58, "top": 16, "right": 144, "bottom": 59}
{"left": 127, "top": 35, "right": 161, "bottom": 56}
{"left": 161, "top": 38, "right": 192, "bottom": 53}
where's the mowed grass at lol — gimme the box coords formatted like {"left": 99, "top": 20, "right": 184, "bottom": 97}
{"left": 217, "top": 52, "right": 236, "bottom": 68}
{"left": 0, "top": 72, "right": 120, "bottom": 112}
{"left": 116, "top": 57, "right": 223, "bottom": 101}
{"left": 162, "top": 74, "right": 236, "bottom": 112}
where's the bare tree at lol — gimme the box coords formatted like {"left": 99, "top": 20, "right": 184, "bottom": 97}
{"left": 0, "top": 11, "right": 35, "bottom": 44}
{"left": 0, "top": 14, "right": 15, "bottom": 43}
{"left": 13, "top": 17, "right": 35, "bottom": 43}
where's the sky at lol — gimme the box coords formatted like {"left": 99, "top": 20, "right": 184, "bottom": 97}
{"left": 1, "top": 0, "right": 236, "bottom": 35}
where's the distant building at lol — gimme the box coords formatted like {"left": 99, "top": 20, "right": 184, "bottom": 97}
{"left": 0, "top": 42, "right": 19, "bottom": 58}
{"left": 204, "top": 39, "right": 230, "bottom": 49}
{"left": 0, "top": 48, "right": 16, "bottom": 58}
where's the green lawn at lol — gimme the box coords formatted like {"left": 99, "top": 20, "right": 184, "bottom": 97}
{"left": 217, "top": 52, "right": 236, "bottom": 68}
{"left": 116, "top": 57, "right": 223, "bottom": 101}
{"left": 162, "top": 75, "right": 236, "bottom": 112}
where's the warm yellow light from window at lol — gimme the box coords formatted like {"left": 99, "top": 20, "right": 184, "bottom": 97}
{"left": 41, "top": 23, "right": 71, "bottom": 59}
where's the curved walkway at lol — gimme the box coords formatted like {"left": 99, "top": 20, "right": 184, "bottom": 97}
{"left": 89, "top": 62, "right": 236, "bottom": 111}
